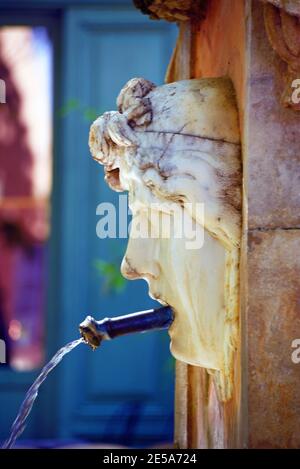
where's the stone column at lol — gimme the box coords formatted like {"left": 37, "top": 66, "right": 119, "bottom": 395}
{"left": 134, "top": 0, "right": 300, "bottom": 448}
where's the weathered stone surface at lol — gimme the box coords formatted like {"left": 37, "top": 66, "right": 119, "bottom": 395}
{"left": 193, "top": 0, "right": 246, "bottom": 113}
{"left": 170, "top": 0, "right": 245, "bottom": 448}
{"left": 261, "top": 0, "right": 300, "bottom": 17}
{"left": 247, "top": 229, "right": 300, "bottom": 448}
{"left": 133, "top": 0, "right": 206, "bottom": 22}
{"left": 172, "top": 0, "right": 300, "bottom": 448}
{"left": 194, "top": 0, "right": 300, "bottom": 230}
{"left": 247, "top": 2, "right": 300, "bottom": 229}
{"left": 264, "top": 3, "right": 300, "bottom": 110}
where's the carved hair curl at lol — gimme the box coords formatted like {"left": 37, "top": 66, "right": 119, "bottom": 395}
{"left": 89, "top": 78, "right": 156, "bottom": 190}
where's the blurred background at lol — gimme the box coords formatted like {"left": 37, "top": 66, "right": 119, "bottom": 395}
{"left": 0, "top": 0, "right": 177, "bottom": 448}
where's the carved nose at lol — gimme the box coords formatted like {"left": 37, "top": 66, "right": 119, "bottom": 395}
{"left": 121, "top": 256, "right": 141, "bottom": 280}
{"left": 121, "top": 255, "right": 161, "bottom": 281}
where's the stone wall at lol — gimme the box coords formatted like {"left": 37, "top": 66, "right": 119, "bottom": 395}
{"left": 134, "top": 0, "right": 300, "bottom": 448}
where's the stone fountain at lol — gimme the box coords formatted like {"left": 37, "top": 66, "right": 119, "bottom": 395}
{"left": 89, "top": 76, "right": 242, "bottom": 403}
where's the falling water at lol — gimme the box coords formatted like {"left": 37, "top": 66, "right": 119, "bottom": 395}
{"left": 2, "top": 338, "right": 83, "bottom": 449}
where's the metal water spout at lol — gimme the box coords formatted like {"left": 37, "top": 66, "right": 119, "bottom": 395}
{"left": 79, "top": 306, "right": 174, "bottom": 350}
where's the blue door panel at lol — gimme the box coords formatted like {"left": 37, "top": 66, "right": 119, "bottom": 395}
{"left": 55, "top": 7, "right": 177, "bottom": 445}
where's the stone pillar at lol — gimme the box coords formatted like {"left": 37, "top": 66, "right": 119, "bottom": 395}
{"left": 134, "top": 0, "right": 300, "bottom": 448}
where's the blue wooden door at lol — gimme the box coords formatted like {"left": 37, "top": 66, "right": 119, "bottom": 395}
{"left": 52, "top": 6, "right": 177, "bottom": 446}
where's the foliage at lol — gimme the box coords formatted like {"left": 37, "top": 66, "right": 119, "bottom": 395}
{"left": 58, "top": 98, "right": 103, "bottom": 122}
{"left": 93, "top": 258, "right": 126, "bottom": 294}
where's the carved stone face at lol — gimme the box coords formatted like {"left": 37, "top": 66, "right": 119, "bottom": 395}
{"left": 89, "top": 77, "right": 242, "bottom": 394}
{"left": 120, "top": 189, "right": 228, "bottom": 370}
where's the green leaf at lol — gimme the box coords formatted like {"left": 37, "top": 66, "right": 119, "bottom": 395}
{"left": 57, "top": 98, "right": 80, "bottom": 118}
{"left": 93, "top": 258, "right": 127, "bottom": 294}
{"left": 83, "top": 107, "right": 99, "bottom": 122}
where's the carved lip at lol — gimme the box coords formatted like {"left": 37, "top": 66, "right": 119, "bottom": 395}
{"left": 148, "top": 289, "right": 177, "bottom": 331}
{"left": 148, "top": 290, "right": 168, "bottom": 305}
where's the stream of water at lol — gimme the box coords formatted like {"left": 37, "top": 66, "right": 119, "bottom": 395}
{"left": 2, "top": 338, "right": 83, "bottom": 449}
